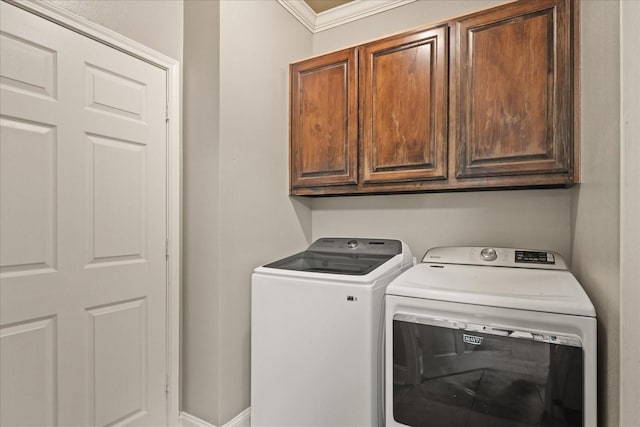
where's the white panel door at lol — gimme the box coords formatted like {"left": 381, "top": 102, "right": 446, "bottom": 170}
{"left": 0, "top": 3, "right": 168, "bottom": 426}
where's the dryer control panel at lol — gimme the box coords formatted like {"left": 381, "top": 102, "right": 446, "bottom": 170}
{"left": 515, "top": 250, "right": 556, "bottom": 264}
{"left": 422, "top": 247, "right": 567, "bottom": 270}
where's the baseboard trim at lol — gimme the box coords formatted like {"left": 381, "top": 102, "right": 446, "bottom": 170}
{"left": 180, "top": 412, "right": 215, "bottom": 427}
{"left": 180, "top": 408, "right": 251, "bottom": 427}
{"left": 223, "top": 408, "right": 251, "bottom": 427}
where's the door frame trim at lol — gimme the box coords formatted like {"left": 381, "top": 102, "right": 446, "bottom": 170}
{"left": 3, "top": 1, "right": 182, "bottom": 424}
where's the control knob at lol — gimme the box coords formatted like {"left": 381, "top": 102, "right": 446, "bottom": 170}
{"left": 480, "top": 247, "right": 497, "bottom": 261}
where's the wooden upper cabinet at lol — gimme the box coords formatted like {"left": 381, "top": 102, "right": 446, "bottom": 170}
{"left": 290, "top": 48, "right": 358, "bottom": 191}
{"left": 360, "top": 25, "right": 448, "bottom": 184}
{"left": 289, "top": 0, "right": 577, "bottom": 195}
{"left": 453, "top": 0, "right": 574, "bottom": 181}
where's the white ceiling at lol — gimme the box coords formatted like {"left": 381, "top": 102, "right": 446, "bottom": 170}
{"left": 304, "top": 0, "right": 353, "bottom": 14}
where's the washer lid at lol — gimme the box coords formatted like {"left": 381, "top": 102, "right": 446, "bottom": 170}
{"left": 262, "top": 238, "right": 408, "bottom": 276}
{"left": 386, "top": 262, "right": 596, "bottom": 317}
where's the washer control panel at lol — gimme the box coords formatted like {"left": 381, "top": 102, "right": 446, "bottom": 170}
{"left": 310, "top": 237, "right": 402, "bottom": 256}
{"left": 422, "top": 246, "right": 566, "bottom": 270}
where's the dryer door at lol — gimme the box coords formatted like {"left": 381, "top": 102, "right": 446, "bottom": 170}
{"left": 391, "top": 315, "right": 583, "bottom": 427}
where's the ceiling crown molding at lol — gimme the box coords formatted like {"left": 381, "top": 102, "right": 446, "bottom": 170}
{"left": 277, "top": 0, "right": 416, "bottom": 33}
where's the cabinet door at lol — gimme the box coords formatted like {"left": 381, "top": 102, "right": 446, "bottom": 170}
{"left": 453, "top": 0, "right": 573, "bottom": 180}
{"left": 360, "top": 25, "right": 448, "bottom": 184}
{"left": 290, "top": 48, "right": 357, "bottom": 191}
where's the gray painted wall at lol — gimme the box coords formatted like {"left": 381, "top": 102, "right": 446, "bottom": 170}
{"left": 619, "top": 1, "right": 640, "bottom": 425}
{"left": 49, "top": 0, "right": 183, "bottom": 61}
{"left": 571, "top": 2, "right": 621, "bottom": 426}
{"left": 183, "top": 0, "right": 220, "bottom": 422}
{"left": 216, "top": 1, "right": 312, "bottom": 423}
{"left": 168, "top": 0, "right": 315, "bottom": 424}
{"left": 312, "top": 190, "right": 572, "bottom": 260}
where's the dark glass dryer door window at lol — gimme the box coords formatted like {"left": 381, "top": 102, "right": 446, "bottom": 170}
{"left": 392, "top": 315, "right": 584, "bottom": 427}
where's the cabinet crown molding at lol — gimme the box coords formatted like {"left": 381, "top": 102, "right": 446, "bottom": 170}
{"left": 277, "top": 0, "right": 416, "bottom": 33}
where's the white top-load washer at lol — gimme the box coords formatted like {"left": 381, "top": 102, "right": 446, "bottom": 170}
{"left": 385, "top": 247, "right": 596, "bottom": 427}
{"left": 251, "top": 237, "right": 414, "bottom": 427}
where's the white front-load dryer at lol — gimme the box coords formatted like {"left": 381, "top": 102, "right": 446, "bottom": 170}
{"left": 385, "top": 247, "right": 596, "bottom": 427}
{"left": 251, "top": 237, "right": 414, "bottom": 427}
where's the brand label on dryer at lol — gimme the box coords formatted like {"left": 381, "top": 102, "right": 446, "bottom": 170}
{"left": 463, "top": 334, "right": 483, "bottom": 345}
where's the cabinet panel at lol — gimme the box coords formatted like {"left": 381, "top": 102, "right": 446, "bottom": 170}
{"left": 454, "top": 0, "right": 573, "bottom": 179}
{"left": 361, "top": 26, "right": 448, "bottom": 184}
{"left": 290, "top": 48, "right": 357, "bottom": 190}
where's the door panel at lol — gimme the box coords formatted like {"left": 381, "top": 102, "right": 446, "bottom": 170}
{"left": 0, "top": 31, "right": 57, "bottom": 100}
{"left": 0, "top": 3, "right": 167, "bottom": 426}
{"left": 88, "top": 299, "right": 147, "bottom": 426}
{"left": 86, "top": 134, "right": 146, "bottom": 264}
{"left": 0, "top": 116, "right": 56, "bottom": 275}
{"left": 0, "top": 317, "right": 56, "bottom": 427}
{"left": 85, "top": 64, "right": 147, "bottom": 122}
